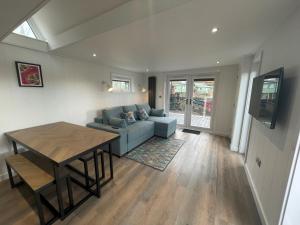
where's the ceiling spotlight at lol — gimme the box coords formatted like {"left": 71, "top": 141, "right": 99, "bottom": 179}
{"left": 211, "top": 27, "right": 219, "bottom": 33}
{"left": 217, "top": 60, "right": 220, "bottom": 64}
{"left": 92, "top": 53, "right": 97, "bottom": 57}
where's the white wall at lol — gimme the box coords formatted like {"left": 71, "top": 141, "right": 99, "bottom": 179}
{"left": 245, "top": 8, "right": 300, "bottom": 225}
{"left": 148, "top": 65, "right": 239, "bottom": 137}
{"left": 230, "top": 55, "right": 253, "bottom": 151}
{"left": 0, "top": 43, "right": 147, "bottom": 179}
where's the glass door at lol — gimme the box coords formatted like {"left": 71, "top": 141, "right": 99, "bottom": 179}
{"left": 189, "top": 78, "right": 215, "bottom": 130}
{"left": 166, "top": 76, "right": 216, "bottom": 131}
{"left": 168, "top": 79, "right": 188, "bottom": 126}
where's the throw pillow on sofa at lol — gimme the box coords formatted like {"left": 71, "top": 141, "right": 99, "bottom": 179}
{"left": 150, "top": 108, "right": 164, "bottom": 117}
{"left": 109, "top": 117, "right": 127, "bottom": 128}
{"left": 137, "top": 108, "right": 149, "bottom": 120}
{"left": 120, "top": 111, "right": 136, "bottom": 124}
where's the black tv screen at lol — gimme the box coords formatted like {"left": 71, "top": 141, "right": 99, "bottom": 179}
{"left": 249, "top": 67, "right": 283, "bottom": 129}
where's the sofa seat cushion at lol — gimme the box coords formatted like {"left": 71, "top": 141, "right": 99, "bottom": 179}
{"left": 127, "top": 121, "right": 154, "bottom": 143}
{"left": 148, "top": 116, "right": 177, "bottom": 138}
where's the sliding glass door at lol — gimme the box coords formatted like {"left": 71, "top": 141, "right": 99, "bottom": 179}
{"left": 167, "top": 76, "right": 216, "bottom": 131}
{"left": 190, "top": 78, "right": 215, "bottom": 129}
{"left": 168, "top": 79, "right": 188, "bottom": 126}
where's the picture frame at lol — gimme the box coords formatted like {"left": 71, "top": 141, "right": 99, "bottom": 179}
{"left": 15, "top": 61, "right": 44, "bottom": 87}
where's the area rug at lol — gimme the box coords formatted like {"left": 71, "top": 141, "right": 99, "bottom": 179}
{"left": 125, "top": 136, "right": 185, "bottom": 171}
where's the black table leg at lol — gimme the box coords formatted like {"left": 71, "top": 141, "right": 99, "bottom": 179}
{"left": 93, "top": 150, "right": 101, "bottom": 198}
{"left": 12, "top": 141, "right": 18, "bottom": 154}
{"left": 54, "top": 166, "right": 65, "bottom": 218}
{"left": 109, "top": 143, "right": 114, "bottom": 179}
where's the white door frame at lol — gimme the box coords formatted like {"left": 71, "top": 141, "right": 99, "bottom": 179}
{"left": 165, "top": 73, "right": 218, "bottom": 132}
{"left": 165, "top": 75, "right": 189, "bottom": 128}
{"left": 188, "top": 75, "right": 217, "bottom": 132}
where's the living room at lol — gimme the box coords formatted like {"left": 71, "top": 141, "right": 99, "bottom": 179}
{"left": 0, "top": 1, "right": 300, "bottom": 225}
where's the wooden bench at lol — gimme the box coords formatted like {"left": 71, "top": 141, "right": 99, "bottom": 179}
{"left": 67, "top": 149, "right": 105, "bottom": 189}
{"left": 5, "top": 151, "right": 74, "bottom": 225}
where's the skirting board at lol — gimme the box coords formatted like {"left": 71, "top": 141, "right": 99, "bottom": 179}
{"left": 230, "top": 143, "right": 239, "bottom": 152}
{"left": 0, "top": 172, "right": 9, "bottom": 182}
{"left": 244, "top": 163, "right": 269, "bottom": 225}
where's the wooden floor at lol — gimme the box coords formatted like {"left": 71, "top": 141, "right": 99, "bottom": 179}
{"left": 0, "top": 131, "right": 261, "bottom": 225}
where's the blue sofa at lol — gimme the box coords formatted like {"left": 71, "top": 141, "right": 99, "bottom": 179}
{"left": 87, "top": 104, "right": 177, "bottom": 156}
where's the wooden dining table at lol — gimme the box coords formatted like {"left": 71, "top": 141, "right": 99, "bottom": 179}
{"left": 5, "top": 121, "right": 119, "bottom": 219}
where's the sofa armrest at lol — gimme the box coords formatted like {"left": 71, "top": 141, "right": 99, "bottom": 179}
{"left": 87, "top": 122, "right": 127, "bottom": 135}
{"left": 87, "top": 122, "right": 128, "bottom": 156}
{"left": 94, "top": 117, "right": 103, "bottom": 123}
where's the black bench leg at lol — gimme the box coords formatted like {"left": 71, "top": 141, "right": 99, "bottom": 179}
{"left": 6, "top": 163, "right": 15, "bottom": 188}
{"left": 83, "top": 161, "right": 90, "bottom": 188}
{"left": 35, "top": 192, "right": 45, "bottom": 225}
{"left": 66, "top": 176, "right": 74, "bottom": 207}
{"left": 100, "top": 151, "right": 105, "bottom": 179}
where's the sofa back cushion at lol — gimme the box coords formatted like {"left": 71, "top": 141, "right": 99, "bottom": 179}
{"left": 150, "top": 108, "right": 164, "bottom": 117}
{"left": 120, "top": 111, "right": 136, "bottom": 125}
{"left": 102, "top": 106, "right": 124, "bottom": 124}
{"left": 123, "top": 105, "right": 138, "bottom": 119}
{"left": 136, "top": 104, "right": 151, "bottom": 115}
{"left": 137, "top": 108, "right": 149, "bottom": 120}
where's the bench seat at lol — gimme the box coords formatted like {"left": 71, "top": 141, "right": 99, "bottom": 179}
{"left": 5, "top": 152, "right": 54, "bottom": 191}
{"left": 5, "top": 151, "right": 74, "bottom": 225}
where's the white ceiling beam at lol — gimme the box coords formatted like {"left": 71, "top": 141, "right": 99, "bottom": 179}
{"left": 48, "top": 0, "right": 192, "bottom": 50}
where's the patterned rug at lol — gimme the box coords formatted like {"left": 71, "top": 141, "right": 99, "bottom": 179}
{"left": 125, "top": 136, "right": 185, "bottom": 171}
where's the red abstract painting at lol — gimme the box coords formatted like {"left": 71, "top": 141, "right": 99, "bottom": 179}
{"left": 15, "top": 62, "right": 43, "bottom": 87}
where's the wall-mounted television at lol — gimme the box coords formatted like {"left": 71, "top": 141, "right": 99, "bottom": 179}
{"left": 249, "top": 67, "right": 284, "bottom": 129}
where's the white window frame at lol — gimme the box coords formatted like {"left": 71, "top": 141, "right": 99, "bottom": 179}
{"left": 111, "top": 73, "right": 132, "bottom": 92}
{"left": 13, "top": 21, "right": 37, "bottom": 39}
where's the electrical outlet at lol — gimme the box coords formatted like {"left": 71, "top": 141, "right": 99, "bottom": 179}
{"left": 256, "top": 157, "right": 262, "bottom": 167}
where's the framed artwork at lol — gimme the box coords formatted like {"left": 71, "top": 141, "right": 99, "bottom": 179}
{"left": 15, "top": 61, "right": 44, "bottom": 87}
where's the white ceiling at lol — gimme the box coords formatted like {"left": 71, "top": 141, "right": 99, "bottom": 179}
{"left": 35, "top": 0, "right": 300, "bottom": 72}
{"left": 0, "top": 0, "right": 49, "bottom": 40}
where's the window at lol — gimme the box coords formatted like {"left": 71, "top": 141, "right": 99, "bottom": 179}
{"left": 111, "top": 74, "right": 131, "bottom": 92}
{"left": 13, "top": 21, "right": 37, "bottom": 39}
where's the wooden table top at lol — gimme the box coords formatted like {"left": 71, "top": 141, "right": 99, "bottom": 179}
{"left": 5, "top": 122, "right": 119, "bottom": 165}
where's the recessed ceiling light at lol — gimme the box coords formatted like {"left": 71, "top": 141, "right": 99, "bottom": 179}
{"left": 92, "top": 53, "right": 97, "bottom": 57}
{"left": 217, "top": 60, "right": 220, "bottom": 64}
{"left": 211, "top": 27, "right": 219, "bottom": 33}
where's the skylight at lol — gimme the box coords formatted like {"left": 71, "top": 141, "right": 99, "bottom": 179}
{"left": 13, "top": 21, "right": 37, "bottom": 39}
